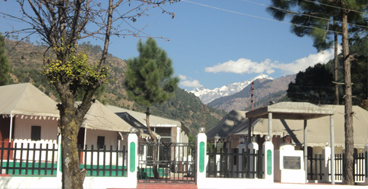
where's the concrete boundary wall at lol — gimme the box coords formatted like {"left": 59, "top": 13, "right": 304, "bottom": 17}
{"left": 0, "top": 132, "right": 138, "bottom": 189}
{"left": 196, "top": 128, "right": 274, "bottom": 189}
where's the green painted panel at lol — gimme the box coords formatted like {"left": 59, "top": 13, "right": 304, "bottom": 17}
{"left": 130, "top": 142, "right": 135, "bottom": 173}
{"left": 267, "top": 150, "right": 272, "bottom": 175}
{"left": 199, "top": 142, "right": 205, "bottom": 173}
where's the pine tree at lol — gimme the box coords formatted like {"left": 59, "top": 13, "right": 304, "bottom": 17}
{"left": 267, "top": 0, "right": 368, "bottom": 184}
{"left": 124, "top": 38, "right": 179, "bottom": 178}
{"left": 0, "top": 33, "right": 10, "bottom": 86}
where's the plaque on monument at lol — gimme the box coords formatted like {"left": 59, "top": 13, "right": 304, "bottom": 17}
{"left": 283, "top": 156, "right": 301, "bottom": 169}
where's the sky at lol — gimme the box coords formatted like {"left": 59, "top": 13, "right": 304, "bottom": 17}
{"left": 0, "top": 0, "right": 338, "bottom": 91}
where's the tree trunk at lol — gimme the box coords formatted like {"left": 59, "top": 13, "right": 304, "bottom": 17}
{"left": 334, "top": 24, "right": 339, "bottom": 105}
{"left": 341, "top": 8, "right": 354, "bottom": 185}
{"left": 145, "top": 107, "right": 160, "bottom": 179}
{"left": 60, "top": 103, "right": 84, "bottom": 189}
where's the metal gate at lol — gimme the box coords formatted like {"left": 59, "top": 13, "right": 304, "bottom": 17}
{"left": 138, "top": 142, "right": 196, "bottom": 183}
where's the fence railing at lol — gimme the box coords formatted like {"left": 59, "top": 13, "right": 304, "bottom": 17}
{"left": 137, "top": 142, "right": 196, "bottom": 183}
{"left": 307, "top": 154, "right": 324, "bottom": 180}
{"left": 0, "top": 142, "right": 127, "bottom": 177}
{"left": 0, "top": 142, "right": 58, "bottom": 176}
{"left": 206, "top": 147, "right": 264, "bottom": 179}
{"left": 78, "top": 145, "right": 127, "bottom": 177}
{"left": 308, "top": 152, "right": 366, "bottom": 183}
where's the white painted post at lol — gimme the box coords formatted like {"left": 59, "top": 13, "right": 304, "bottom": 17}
{"left": 127, "top": 128, "right": 138, "bottom": 188}
{"left": 364, "top": 141, "right": 368, "bottom": 185}
{"left": 263, "top": 136, "right": 274, "bottom": 183}
{"left": 322, "top": 145, "right": 331, "bottom": 182}
{"left": 196, "top": 127, "right": 207, "bottom": 188}
{"left": 56, "top": 132, "right": 62, "bottom": 180}
{"left": 237, "top": 143, "right": 247, "bottom": 177}
{"left": 248, "top": 140, "right": 259, "bottom": 178}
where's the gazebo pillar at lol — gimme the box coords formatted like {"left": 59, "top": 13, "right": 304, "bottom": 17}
{"left": 268, "top": 113, "right": 272, "bottom": 137}
{"left": 304, "top": 120, "right": 307, "bottom": 183}
{"left": 330, "top": 115, "right": 335, "bottom": 185}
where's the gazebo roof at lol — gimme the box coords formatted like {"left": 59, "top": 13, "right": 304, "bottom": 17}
{"left": 246, "top": 102, "right": 335, "bottom": 120}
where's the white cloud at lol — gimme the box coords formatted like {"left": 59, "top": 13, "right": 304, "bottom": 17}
{"left": 178, "top": 75, "right": 202, "bottom": 88}
{"left": 205, "top": 46, "right": 340, "bottom": 75}
{"left": 275, "top": 47, "right": 338, "bottom": 74}
{"left": 178, "top": 75, "right": 187, "bottom": 80}
{"left": 205, "top": 58, "right": 275, "bottom": 74}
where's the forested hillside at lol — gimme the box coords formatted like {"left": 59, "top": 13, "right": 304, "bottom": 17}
{"left": 4, "top": 38, "right": 225, "bottom": 132}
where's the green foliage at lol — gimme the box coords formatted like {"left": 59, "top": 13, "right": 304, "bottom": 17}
{"left": 44, "top": 46, "right": 108, "bottom": 96}
{"left": 287, "top": 63, "right": 335, "bottom": 104}
{"left": 0, "top": 33, "right": 10, "bottom": 86}
{"left": 267, "top": 0, "right": 367, "bottom": 52}
{"left": 124, "top": 38, "right": 179, "bottom": 107}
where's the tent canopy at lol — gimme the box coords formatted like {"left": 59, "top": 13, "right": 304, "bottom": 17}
{"left": 246, "top": 102, "right": 334, "bottom": 120}
{"left": 206, "top": 110, "right": 246, "bottom": 139}
{"left": 107, "top": 105, "right": 190, "bottom": 134}
{"left": 239, "top": 105, "right": 368, "bottom": 148}
{"left": 81, "top": 100, "right": 133, "bottom": 133}
{"left": 0, "top": 83, "right": 59, "bottom": 118}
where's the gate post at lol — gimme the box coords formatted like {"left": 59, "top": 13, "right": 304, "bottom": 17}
{"left": 364, "top": 141, "right": 368, "bottom": 185}
{"left": 127, "top": 128, "right": 138, "bottom": 188}
{"left": 263, "top": 135, "right": 274, "bottom": 183}
{"left": 322, "top": 144, "right": 331, "bottom": 182}
{"left": 196, "top": 127, "right": 207, "bottom": 188}
{"left": 248, "top": 138, "right": 259, "bottom": 178}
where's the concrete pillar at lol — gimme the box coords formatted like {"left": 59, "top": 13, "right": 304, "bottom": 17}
{"left": 248, "top": 140, "right": 259, "bottom": 178}
{"left": 127, "top": 129, "right": 138, "bottom": 188}
{"left": 263, "top": 136, "right": 274, "bottom": 183}
{"left": 196, "top": 127, "right": 207, "bottom": 188}
{"left": 330, "top": 115, "right": 335, "bottom": 185}
{"left": 304, "top": 120, "right": 308, "bottom": 183}
{"left": 322, "top": 145, "right": 331, "bottom": 182}
{"left": 364, "top": 141, "right": 368, "bottom": 185}
{"left": 56, "top": 131, "right": 62, "bottom": 179}
{"left": 237, "top": 143, "right": 247, "bottom": 177}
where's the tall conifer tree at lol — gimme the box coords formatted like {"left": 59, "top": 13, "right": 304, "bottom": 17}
{"left": 125, "top": 38, "right": 179, "bottom": 178}
{"left": 0, "top": 33, "right": 10, "bottom": 86}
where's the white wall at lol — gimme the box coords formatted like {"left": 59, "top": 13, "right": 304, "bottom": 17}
{"left": 13, "top": 117, "right": 58, "bottom": 143}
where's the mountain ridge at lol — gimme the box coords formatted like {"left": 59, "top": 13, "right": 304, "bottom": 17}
{"left": 190, "top": 74, "right": 273, "bottom": 104}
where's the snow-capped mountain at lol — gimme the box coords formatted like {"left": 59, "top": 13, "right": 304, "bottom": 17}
{"left": 190, "top": 74, "right": 273, "bottom": 104}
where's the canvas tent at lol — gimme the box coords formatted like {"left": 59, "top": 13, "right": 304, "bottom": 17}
{"left": 0, "top": 83, "right": 59, "bottom": 118}
{"left": 0, "top": 83, "right": 60, "bottom": 142}
{"left": 206, "top": 110, "right": 247, "bottom": 139}
{"left": 107, "top": 105, "right": 190, "bottom": 143}
{"left": 227, "top": 104, "right": 368, "bottom": 148}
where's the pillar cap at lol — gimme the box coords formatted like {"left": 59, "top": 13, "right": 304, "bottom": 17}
{"left": 199, "top": 127, "right": 206, "bottom": 133}
{"left": 130, "top": 127, "right": 138, "bottom": 134}
{"left": 265, "top": 135, "right": 271, "bottom": 141}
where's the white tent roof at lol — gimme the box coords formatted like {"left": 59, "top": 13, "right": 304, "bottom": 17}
{"left": 0, "top": 83, "right": 59, "bottom": 118}
{"left": 82, "top": 100, "right": 133, "bottom": 132}
{"left": 232, "top": 105, "right": 368, "bottom": 148}
{"left": 106, "top": 105, "right": 181, "bottom": 127}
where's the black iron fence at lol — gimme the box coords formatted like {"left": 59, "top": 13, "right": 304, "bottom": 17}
{"left": 0, "top": 141, "right": 127, "bottom": 177}
{"left": 137, "top": 142, "right": 196, "bottom": 183}
{"left": 0, "top": 142, "right": 58, "bottom": 176}
{"left": 308, "top": 152, "right": 366, "bottom": 182}
{"left": 307, "top": 154, "right": 324, "bottom": 180}
{"left": 207, "top": 146, "right": 264, "bottom": 179}
{"left": 78, "top": 145, "right": 127, "bottom": 177}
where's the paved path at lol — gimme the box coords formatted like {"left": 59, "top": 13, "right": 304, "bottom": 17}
{"left": 119, "top": 182, "right": 367, "bottom": 189}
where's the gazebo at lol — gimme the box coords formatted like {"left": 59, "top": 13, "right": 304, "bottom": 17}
{"left": 245, "top": 102, "right": 335, "bottom": 184}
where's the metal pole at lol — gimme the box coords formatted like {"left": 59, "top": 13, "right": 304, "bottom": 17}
{"left": 268, "top": 113, "right": 272, "bottom": 138}
{"left": 9, "top": 114, "right": 13, "bottom": 142}
{"left": 304, "top": 120, "right": 308, "bottom": 183}
{"left": 330, "top": 115, "right": 335, "bottom": 184}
